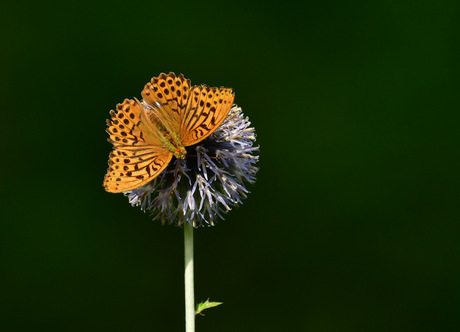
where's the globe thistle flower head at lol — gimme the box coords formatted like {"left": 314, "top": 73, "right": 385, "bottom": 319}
{"left": 125, "top": 105, "right": 259, "bottom": 227}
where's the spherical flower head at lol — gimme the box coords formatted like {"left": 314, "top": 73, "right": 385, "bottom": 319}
{"left": 125, "top": 105, "right": 259, "bottom": 227}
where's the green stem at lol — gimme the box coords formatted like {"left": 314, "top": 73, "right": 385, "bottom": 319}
{"left": 184, "top": 222, "right": 195, "bottom": 332}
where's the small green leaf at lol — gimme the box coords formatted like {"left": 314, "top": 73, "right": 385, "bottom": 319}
{"left": 195, "top": 299, "right": 223, "bottom": 316}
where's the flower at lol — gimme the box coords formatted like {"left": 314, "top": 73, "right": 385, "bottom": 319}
{"left": 125, "top": 105, "right": 259, "bottom": 227}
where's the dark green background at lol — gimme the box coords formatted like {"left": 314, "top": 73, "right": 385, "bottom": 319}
{"left": 2, "top": 1, "right": 460, "bottom": 331}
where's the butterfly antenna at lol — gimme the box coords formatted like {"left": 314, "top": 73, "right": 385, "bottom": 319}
{"left": 188, "top": 155, "right": 220, "bottom": 160}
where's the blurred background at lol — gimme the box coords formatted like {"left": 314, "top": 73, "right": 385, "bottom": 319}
{"left": 2, "top": 1, "right": 460, "bottom": 331}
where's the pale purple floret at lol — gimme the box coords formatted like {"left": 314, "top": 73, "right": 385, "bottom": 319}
{"left": 124, "top": 106, "right": 259, "bottom": 227}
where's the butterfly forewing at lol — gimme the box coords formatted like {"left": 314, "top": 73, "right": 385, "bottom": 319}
{"left": 104, "top": 99, "right": 173, "bottom": 193}
{"left": 180, "top": 85, "right": 234, "bottom": 146}
{"left": 141, "top": 72, "right": 191, "bottom": 135}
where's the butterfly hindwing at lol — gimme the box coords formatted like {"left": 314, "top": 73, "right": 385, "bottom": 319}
{"left": 104, "top": 148, "right": 172, "bottom": 193}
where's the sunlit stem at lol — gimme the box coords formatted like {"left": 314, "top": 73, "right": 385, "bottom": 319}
{"left": 184, "top": 222, "right": 195, "bottom": 332}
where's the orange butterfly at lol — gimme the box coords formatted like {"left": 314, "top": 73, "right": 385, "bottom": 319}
{"left": 103, "top": 73, "right": 235, "bottom": 193}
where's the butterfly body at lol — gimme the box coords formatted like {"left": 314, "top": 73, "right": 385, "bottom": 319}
{"left": 146, "top": 108, "right": 187, "bottom": 159}
{"left": 158, "top": 129, "right": 187, "bottom": 160}
{"left": 104, "top": 73, "right": 235, "bottom": 193}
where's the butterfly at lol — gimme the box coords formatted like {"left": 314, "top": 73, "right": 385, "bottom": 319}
{"left": 103, "top": 73, "right": 235, "bottom": 193}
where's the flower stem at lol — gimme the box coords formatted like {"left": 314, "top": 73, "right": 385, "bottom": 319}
{"left": 184, "top": 222, "right": 195, "bottom": 332}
